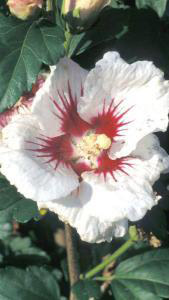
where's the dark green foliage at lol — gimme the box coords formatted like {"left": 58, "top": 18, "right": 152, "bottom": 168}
{"left": 0, "top": 174, "right": 39, "bottom": 222}
{"left": 72, "top": 280, "right": 102, "bottom": 300}
{"left": 0, "top": 17, "right": 65, "bottom": 112}
{"left": 0, "top": 266, "right": 61, "bottom": 300}
{"left": 111, "top": 249, "right": 169, "bottom": 300}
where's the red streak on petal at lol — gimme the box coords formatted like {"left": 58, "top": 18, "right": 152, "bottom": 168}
{"left": 91, "top": 99, "right": 132, "bottom": 140}
{"left": 27, "top": 84, "right": 134, "bottom": 180}
{"left": 21, "top": 76, "right": 45, "bottom": 108}
{"left": 27, "top": 134, "right": 73, "bottom": 169}
{"left": 96, "top": 152, "right": 133, "bottom": 180}
{"left": 53, "top": 81, "right": 91, "bottom": 137}
{"left": 0, "top": 110, "right": 14, "bottom": 128}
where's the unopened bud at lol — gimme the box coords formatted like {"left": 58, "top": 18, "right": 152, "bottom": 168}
{"left": 63, "top": 0, "right": 110, "bottom": 30}
{"left": 7, "top": 0, "right": 43, "bottom": 20}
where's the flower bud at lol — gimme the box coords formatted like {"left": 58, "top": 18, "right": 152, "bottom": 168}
{"left": 63, "top": 0, "right": 110, "bottom": 30}
{"left": 7, "top": 0, "right": 43, "bottom": 20}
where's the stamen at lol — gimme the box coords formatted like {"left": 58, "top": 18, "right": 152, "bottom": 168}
{"left": 73, "top": 133, "right": 111, "bottom": 169}
{"left": 96, "top": 134, "right": 111, "bottom": 149}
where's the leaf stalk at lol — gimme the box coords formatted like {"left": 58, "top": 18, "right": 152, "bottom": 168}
{"left": 83, "top": 226, "right": 138, "bottom": 279}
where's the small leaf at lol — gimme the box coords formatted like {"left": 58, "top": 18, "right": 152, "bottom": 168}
{"left": 135, "top": 0, "right": 167, "bottom": 17}
{"left": 72, "top": 280, "right": 101, "bottom": 300}
{"left": 5, "top": 236, "right": 50, "bottom": 267}
{"left": 13, "top": 199, "right": 39, "bottom": 223}
{"left": 0, "top": 266, "right": 61, "bottom": 299}
{"left": 0, "top": 16, "right": 65, "bottom": 112}
{"left": 111, "top": 249, "right": 169, "bottom": 300}
{"left": 9, "top": 237, "right": 32, "bottom": 252}
{"left": 0, "top": 174, "right": 39, "bottom": 223}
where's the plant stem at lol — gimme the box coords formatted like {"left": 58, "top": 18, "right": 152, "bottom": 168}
{"left": 65, "top": 223, "right": 80, "bottom": 300}
{"left": 84, "top": 226, "right": 138, "bottom": 280}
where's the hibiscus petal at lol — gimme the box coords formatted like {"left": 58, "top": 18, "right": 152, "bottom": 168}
{"left": 78, "top": 51, "right": 169, "bottom": 157}
{"left": 38, "top": 187, "right": 128, "bottom": 243}
{"left": 32, "top": 58, "right": 88, "bottom": 137}
{"left": 0, "top": 115, "right": 79, "bottom": 202}
{"left": 80, "top": 134, "right": 169, "bottom": 223}
{"left": 131, "top": 133, "right": 169, "bottom": 177}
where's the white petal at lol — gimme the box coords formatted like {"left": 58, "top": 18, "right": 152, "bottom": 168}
{"left": 0, "top": 115, "right": 79, "bottom": 202}
{"left": 132, "top": 133, "right": 169, "bottom": 179}
{"left": 80, "top": 134, "right": 169, "bottom": 223}
{"left": 38, "top": 186, "right": 128, "bottom": 243}
{"left": 32, "top": 58, "right": 88, "bottom": 137}
{"left": 78, "top": 51, "right": 169, "bottom": 157}
{"left": 81, "top": 172, "right": 155, "bottom": 223}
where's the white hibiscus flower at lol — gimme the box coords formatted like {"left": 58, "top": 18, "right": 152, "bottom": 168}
{"left": 0, "top": 52, "right": 169, "bottom": 243}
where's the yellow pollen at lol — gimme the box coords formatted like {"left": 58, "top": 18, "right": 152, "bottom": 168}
{"left": 74, "top": 133, "right": 111, "bottom": 169}
{"left": 96, "top": 134, "right": 111, "bottom": 150}
{"left": 39, "top": 208, "right": 48, "bottom": 216}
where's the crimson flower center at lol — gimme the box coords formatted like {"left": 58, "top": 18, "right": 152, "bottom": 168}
{"left": 28, "top": 82, "right": 133, "bottom": 179}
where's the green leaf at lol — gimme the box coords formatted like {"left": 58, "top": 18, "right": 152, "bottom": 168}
{"left": 72, "top": 280, "right": 101, "bottom": 300}
{"left": 2, "top": 236, "right": 50, "bottom": 267}
{"left": 135, "top": 0, "right": 167, "bottom": 17}
{"left": 0, "top": 174, "right": 39, "bottom": 223}
{"left": 111, "top": 249, "right": 169, "bottom": 300}
{"left": 9, "top": 237, "right": 32, "bottom": 252}
{"left": 9, "top": 237, "right": 50, "bottom": 260}
{"left": 0, "top": 16, "right": 65, "bottom": 112}
{"left": 12, "top": 199, "right": 39, "bottom": 223}
{"left": 0, "top": 266, "right": 61, "bottom": 299}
